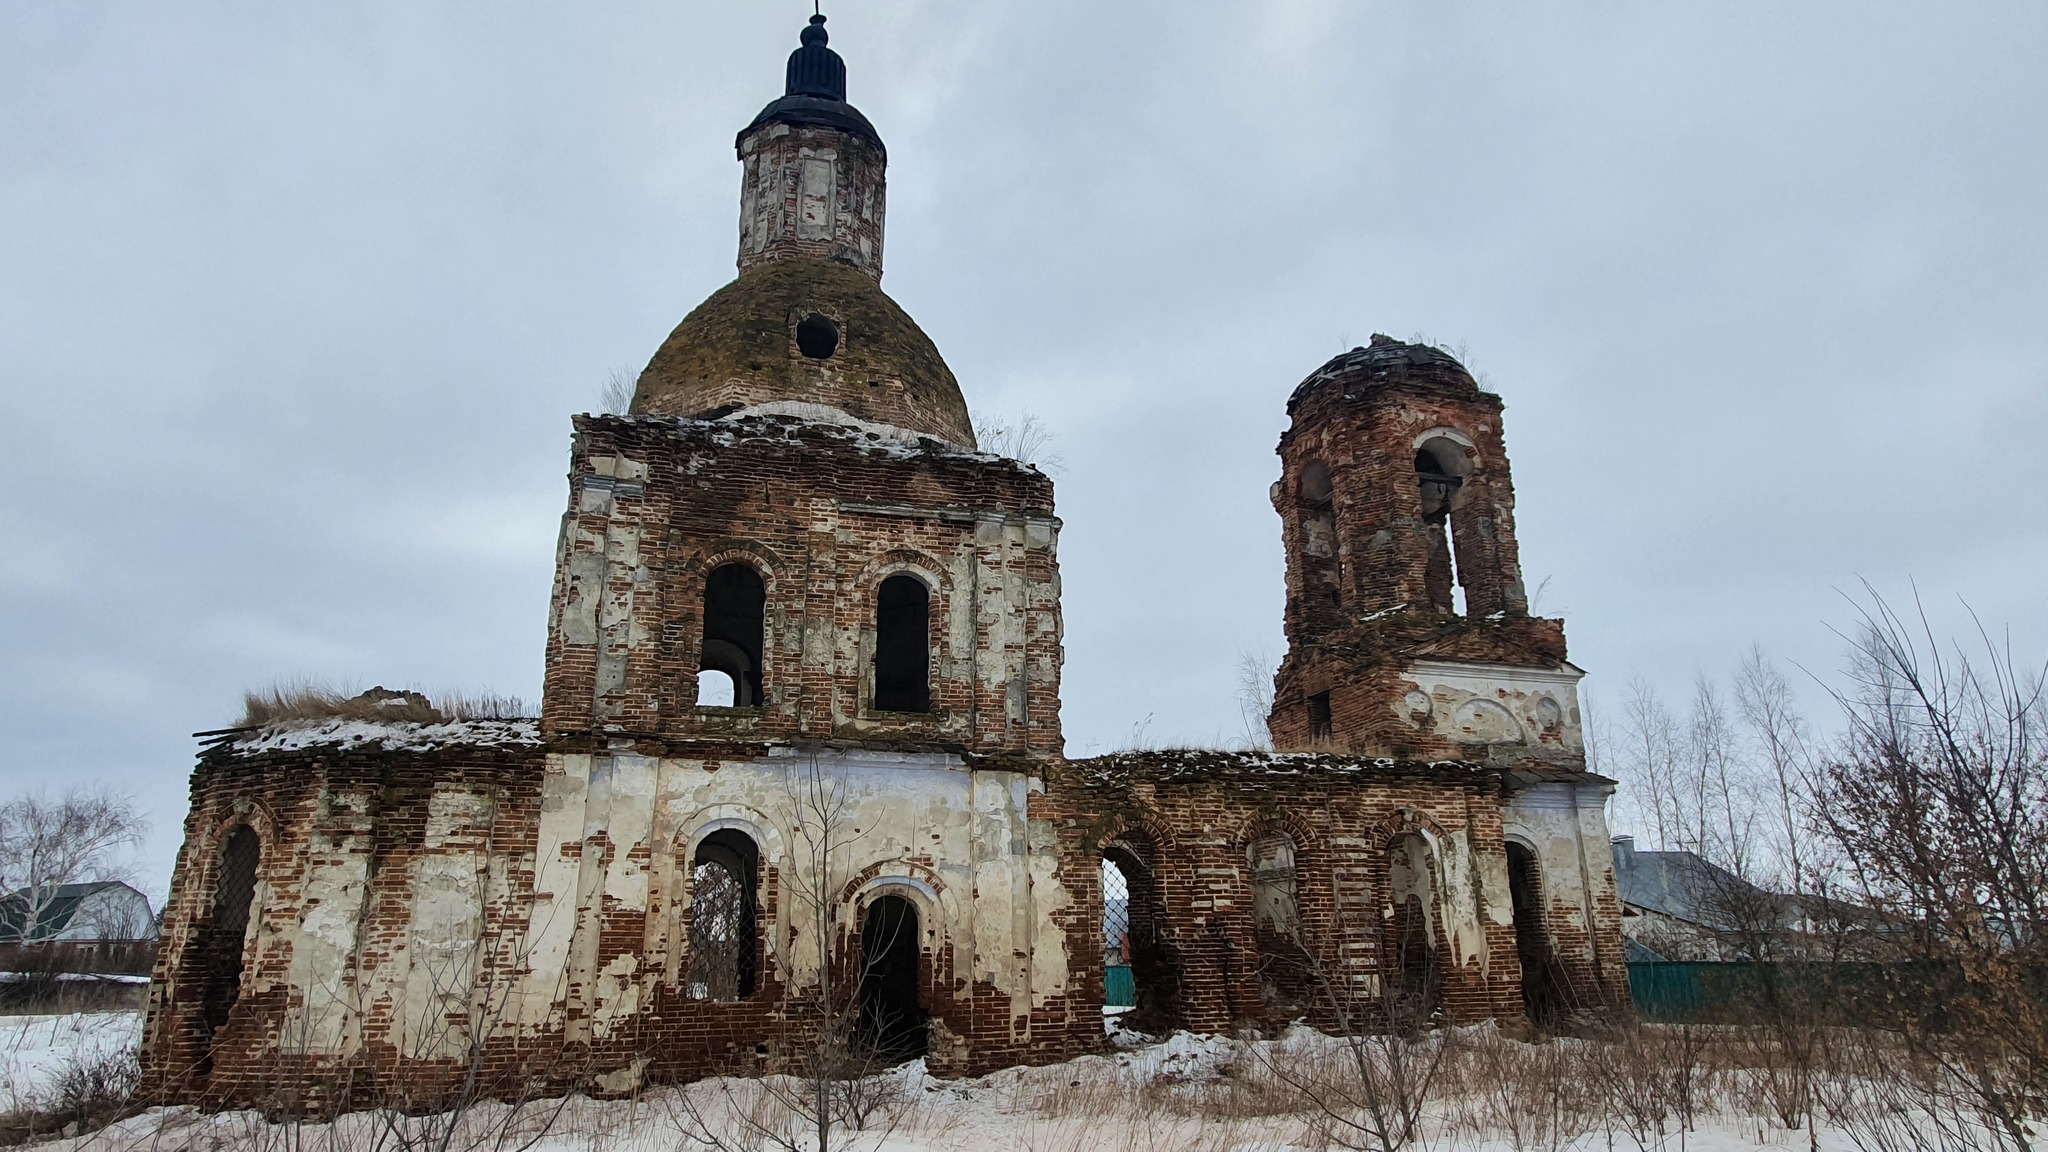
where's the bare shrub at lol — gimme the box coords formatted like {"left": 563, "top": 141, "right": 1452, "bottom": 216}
{"left": 1811, "top": 585, "right": 2048, "bottom": 1150}
{"left": 1449, "top": 1029, "right": 1597, "bottom": 1152}
{"left": 974, "top": 410, "right": 1064, "bottom": 473}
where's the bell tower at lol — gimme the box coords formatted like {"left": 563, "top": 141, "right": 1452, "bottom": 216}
{"left": 1267, "top": 335, "right": 1585, "bottom": 767}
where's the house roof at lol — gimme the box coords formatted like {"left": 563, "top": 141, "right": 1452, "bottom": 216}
{"left": 1611, "top": 840, "right": 1767, "bottom": 931}
{"left": 0, "top": 881, "right": 151, "bottom": 943}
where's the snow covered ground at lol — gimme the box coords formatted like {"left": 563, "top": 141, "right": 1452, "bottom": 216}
{"left": 0, "top": 1011, "right": 141, "bottom": 1113}
{"left": 0, "top": 1012, "right": 2006, "bottom": 1151}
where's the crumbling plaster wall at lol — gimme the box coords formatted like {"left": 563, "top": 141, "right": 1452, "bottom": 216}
{"left": 738, "top": 122, "right": 887, "bottom": 279}
{"left": 1397, "top": 659, "right": 1586, "bottom": 762}
{"left": 543, "top": 415, "right": 1063, "bottom": 757}
{"left": 143, "top": 731, "right": 1095, "bottom": 1113}
{"left": 1501, "top": 781, "right": 1630, "bottom": 1012}
{"left": 526, "top": 748, "right": 1078, "bottom": 1042}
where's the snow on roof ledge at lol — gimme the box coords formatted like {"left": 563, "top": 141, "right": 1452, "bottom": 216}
{"left": 222, "top": 718, "right": 541, "bottom": 755}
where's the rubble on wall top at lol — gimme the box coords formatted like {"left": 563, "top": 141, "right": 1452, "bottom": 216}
{"left": 585, "top": 409, "right": 1050, "bottom": 478}
{"left": 1070, "top": 748, "right": 1492, "bottom": 790}
{"left": 219, "top": 718, "right": 542, "bottom": 755}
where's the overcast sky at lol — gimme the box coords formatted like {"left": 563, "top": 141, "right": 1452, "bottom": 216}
{"left": 3, "top": 2, "right": 2044, "bottom": 897}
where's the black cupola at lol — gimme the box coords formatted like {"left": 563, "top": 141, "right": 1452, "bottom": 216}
{"left": 785, "top": 15, "right": 846, "bottom": 100}
{"left": 738, "top": 13, "right": 884, "bottom": 154}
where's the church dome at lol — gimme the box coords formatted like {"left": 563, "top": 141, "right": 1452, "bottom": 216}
{"left": 629, "top": 256, "right": 976, "bottom": 448}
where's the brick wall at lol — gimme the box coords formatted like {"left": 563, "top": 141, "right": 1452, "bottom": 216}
{"left": 542, "top": 414, "right": 1064, "bottom": 758}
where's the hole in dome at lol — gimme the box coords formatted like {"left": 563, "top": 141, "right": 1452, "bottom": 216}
{"left": 796, "top": 314, "right": 840, "bottom": 359}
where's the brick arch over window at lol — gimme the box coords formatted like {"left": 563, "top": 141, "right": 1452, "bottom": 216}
{"left": 1099, "top": 826, "right": 1184, "bottom": 1035}
{"left": 854, "top": 550, "right": 953, "bottom": 716}
{"left": 1239, "top": 818, "right": 1314, "bottom": 1016}
{"left": 670, "top": 809, "right": 784, "bottom": 991}
{"left": 679, "top": 542, "right": 785, "bottom": 708}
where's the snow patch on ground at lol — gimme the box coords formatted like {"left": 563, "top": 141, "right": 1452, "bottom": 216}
{"left": 3, "top": 1014, "right": 2002, "bottom": 1152}
{"left": 0, "top": 1011, "right": 141, "bottom": 1112}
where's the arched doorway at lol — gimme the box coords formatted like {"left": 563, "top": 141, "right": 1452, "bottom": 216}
{"left": 855, "top": 894, "right": 926, "bottom": 1062}
{"left": 1506, "top": 841, "right": 1564, "bottom": 1022}
{"left": 1103, "top": 834, "right": 1183, "bottom": 1034}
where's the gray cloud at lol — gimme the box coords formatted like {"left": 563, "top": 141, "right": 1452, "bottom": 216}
{"left": 3, "top": 2, "right": 2043, "bottom": 893}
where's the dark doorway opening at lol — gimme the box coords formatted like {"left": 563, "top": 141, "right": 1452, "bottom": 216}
{"left": 1506, "top": 841, "right": 1565, "bottom": 1022}
{"left": 855, "top": 895, "right": 927, "bottom": 1062}
{"left": 688, "top": 830, "right": 760, "bottom": 1001}
{"left": 701, "top": 563, "right": 766, "bottom": 707}
{"left": 198, "top": 825, "right": 260, "bottom": 1074}
{"left": 874, "top": 574, "right": 930, "bottom": 713}
{"left": 1104, "top": 836, "right": 1184, "bottom": 1035}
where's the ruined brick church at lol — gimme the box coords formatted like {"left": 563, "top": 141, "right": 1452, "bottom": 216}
{"left": 140, "top": 17, "right": 1628, "bottom": 1110}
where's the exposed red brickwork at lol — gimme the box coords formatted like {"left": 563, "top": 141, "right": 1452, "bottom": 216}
{"left": 737, "top": 122, "right": 887, "bottom": 280}
{"left": 1041, "top": 752, "right": 1536, "bottom": 1036}
{"left": 1267, "top": 336, "right": 1574, "bottom": 762}
{"left": 541, "top": 414, "right": 1063, "bottom": 758}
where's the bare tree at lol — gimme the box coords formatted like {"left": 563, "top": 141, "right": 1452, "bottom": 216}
{"left": 1234, "top": 648, "right": 1275, "bottom": 752}
{"left": 0, "top": 787, "right": 146, "bottom": 945}
{"left": 668, "top": 752, "right": 917, "bottom": 1152}
{"left": 1810, "top": 583, "right": 2048, "bottom": 1151}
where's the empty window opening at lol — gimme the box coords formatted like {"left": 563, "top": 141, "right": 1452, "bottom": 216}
{"left": 687, "top": 830, "right": 760, "bottom": 1001}
{"left": 1102, "top": 858, "right": 1133, "bottom": 1009}
{"left": 1248, "top": 832, "right": 1311, "bottom": 1013}
{"left": 874, "top": 573, "right": 930, "bottom": 713}
{"left": 199, "top": 825, "right": 260, "bottom": 1070}
{"left": 1300, "top": 460, "right": 1333, "bottom": 506}
{"left": 1506, "top": 841, "right": 1565, "bottom": 1022}
{"left": 1384, "top": 833, "right": 1443, "bottom": 1030}
{"left": 855, "top": 894, "right": 927, "bottom": 1062}
{"left": 1103, "top": 837, "right": 1184, "bottom": 1034}
{"left": 1415, "top": 440, "right": 1472, "bottom": 616}
{"left": 796, "top": 313, "right": 840, "bottom": 360}
{"left": 1308, "top": 692, "right": 1333, "bottom": 744}
{"left": 701, "top": 563, "right": 765, "bottom": 707}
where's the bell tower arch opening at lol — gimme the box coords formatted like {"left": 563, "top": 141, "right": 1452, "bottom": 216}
{"left": 1413, "top": 433, "right": 1475, "bottom": 617}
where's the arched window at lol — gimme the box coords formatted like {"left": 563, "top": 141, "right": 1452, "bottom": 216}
{"left": 201, "top": 826, "right": 261, "bottom": 1048}
{"left": 855, "top": 894, "right": 927, "bottom": 1062}
{"left": 701, "top": 563, "right": 765, "bottom": 707}
{"left": 1384, "top": 832, "right": 1442, "bottom": 1029}
{"left": 874, "top": 573, "right": 930, "bottom": 713}
{"left": 687, "top": 829, "right": 759, "bottom": 1001}
{"left": 1414, "top": 437, "right": 1473, "bottom": 616}
{"left": 1248, "top": 830, "right": 1309, "bottom": 1013}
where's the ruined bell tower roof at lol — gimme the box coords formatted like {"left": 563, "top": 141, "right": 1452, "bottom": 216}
{"left": 1288, "top": 334, "right": 1484, "bottom": 415}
